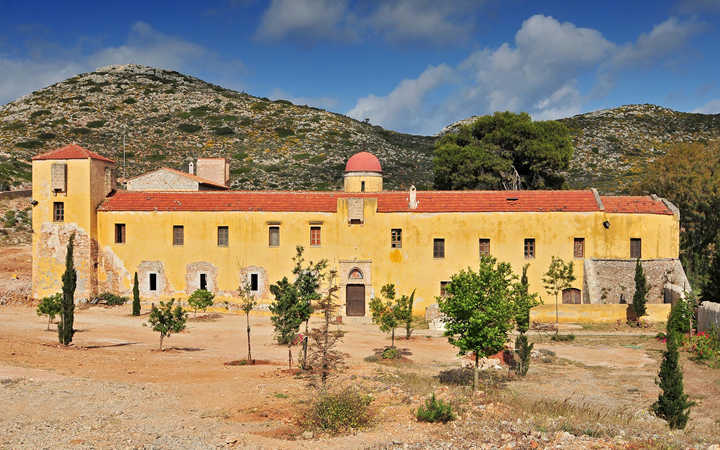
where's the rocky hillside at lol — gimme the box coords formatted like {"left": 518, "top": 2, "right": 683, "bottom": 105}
{"left": 2, "top": 65, "right": 720, "bottom": 194}
{"left": 0, "top": 64, "right": 434, "bottom": 191}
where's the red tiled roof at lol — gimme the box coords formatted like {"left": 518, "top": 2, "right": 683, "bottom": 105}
{"left": 126, "top": 167, "right": 228, "bottom": 189}
{"left": 601, "top": 196, "right": 673, "bottom": 215}
{"left": 98, "top": 190, "right": 618, "bottom": 213}
{"left": 32, "top": 144, "right": 115, "bottom": 163}
{"left": 345, "top": 152, "right": 382, "bottom": 173}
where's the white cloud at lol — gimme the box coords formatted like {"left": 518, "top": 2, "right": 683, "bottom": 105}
{"left": 269, "top": 88, "right": 338, "bottom": 110}
{"left": 0, "top": 22, "right": 243, "bottom": 106}
{"left": 693, "top": 99, "right": 720, "bottom": 114}
{"left": 676, "top": 0, "right": 720, "bottom": 14}
{"left": 348, "top": 14, "right": 703, "bottom": 134}
{"left": 367, "top": 1, "right": 479, "bottom": 43}
{"left": 346, "top": 64, "right": 454, "bottom": 132}
{"left": 255, "top": 0, "right": 356, "bottom": 41}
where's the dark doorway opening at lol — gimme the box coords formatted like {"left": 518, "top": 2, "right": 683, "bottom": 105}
{"left": 149, "top": 273, "right": 157, "bottom": 291}
{"left": 200, "top": 274, "right": 207, "bottom": 291}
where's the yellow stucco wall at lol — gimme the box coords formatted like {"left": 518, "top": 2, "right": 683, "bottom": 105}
{"left": 90, "top": 197, "right": 678, "bottom": 315}
{"left": 343, "top": 173, "right": 383, "bottom": 192}
{"left": 530, "top": 303, "right": 671, "bottom": 323}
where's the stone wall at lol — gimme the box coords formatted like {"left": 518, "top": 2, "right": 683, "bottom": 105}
{"left": 126, "top": 169, "right": 198, "bottom": 191}
{"left": 698, "top": 302, "right": 720, "bottom": 333}
{"left": 583, "top": 258, "right": 690, "bottom": 304}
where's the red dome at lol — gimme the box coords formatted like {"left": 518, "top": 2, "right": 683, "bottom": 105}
{"left": 345, "top": 152, "right": 382, "bottom": 173}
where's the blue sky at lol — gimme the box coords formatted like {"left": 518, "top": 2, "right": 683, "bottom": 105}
{"left": 1, "top": 0, "right": 719, "bottom": 134}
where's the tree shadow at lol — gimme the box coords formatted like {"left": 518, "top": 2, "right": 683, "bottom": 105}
{"left": 82, "top": 342, "right": 140, "bottom": 349}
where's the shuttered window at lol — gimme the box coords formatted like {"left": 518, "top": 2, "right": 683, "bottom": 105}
{"left": 630, "top": 238, "right": 642, "bottom": 259}
{"left": 574, "top": 238, "right": 584, "bottom": 258}
{"left": 173, "top": 225, "right": 184, "bottom": 246}
{"left": 479, "top": 238, "right": 490, "bottom": 256}
{"left": 433, "top": 238, "right": 445, "bottom": 258}
{"left": 217, "top": 226, "right": 229, "bottom": 247}
{"left": 269, "top": 226, "right": 280, "bottom": 247}
{"left": 524, "top": 238, "right": 535, "bottom": 259}
{"left": 51, "top": 163, "right": 67, "bottom": 192}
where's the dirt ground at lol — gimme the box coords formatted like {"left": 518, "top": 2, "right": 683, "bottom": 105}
{"left": 1, "top": 246, "right": 720, "bottom": 448}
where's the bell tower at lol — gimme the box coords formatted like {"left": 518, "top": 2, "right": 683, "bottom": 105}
{"left": 343, "top": 151, "right": 383, "bottom": 193}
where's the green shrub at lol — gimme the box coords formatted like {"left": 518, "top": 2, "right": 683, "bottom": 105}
{"left": 307, "top": 388, "right": 373, "bottom": 434}
{"left": 123, "top": 97, "right": 137, "bottom": 104}
{"left": 178, "top": 123, "right": 202, "bottom": 133}
{"left": 274, "top": 99, "right": 293, "bottom": 106}
{"left": 37, "top": 293, "right": 62, "bottom": 330}
{"left": 437, "top": 367, "right": 474, "bottom": 385}
{"left": 71, "top": 127, "right": 91, "bottom": 135}
{"left": 213, "top": 126, "right": 234, "bottom": 136}
{"left": 188, "top": 289, "right": 214, "bottom": 315}
{"left": 551, "top": 334, "right": 575, "bottom": 342}
{"left": 38, "top": 132, "right": 56, "bottom": 140}
{"left": 30, "top": 110, "right": 51, "bottom": 119}
{"left": 250, "top": 103, "right": 267, "bottom": 112}
{"left": 87, "top": 120, "right": 106, "bottom": 128}
{"left": 148, "top": 299, "right": 187, "bottom": 351}
{"left": 3, "top": 210, "right": 17, "bottom": 227}
{"left": 515, "top": 333, "right": 533, "bottom": 376}
{"left": 15, "top": 140, "right": 43, "bottom": 149}
{"left": 275, "top": 127, "right": 295, "bottom": 138}
{"left": 415, "top": 393, "right": 456, "bottom": 423}
{"left": 381, "top": 346, "right": 400, "bottom": 359}
{"left": 96, "top": 292, "right": 129, "bottom": 306}
{"left": 667, "top": 299, "right": 692, "bottom": 336}
{"left": 4, "top": 121, "right": 26, "bottom": 130}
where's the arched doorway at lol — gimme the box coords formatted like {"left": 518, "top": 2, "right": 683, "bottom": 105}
{"left": 346, "top": 268, "right": 365, "bottom": 316}
{"left": 562, "top": 288, "right": 582, "bottom": 304}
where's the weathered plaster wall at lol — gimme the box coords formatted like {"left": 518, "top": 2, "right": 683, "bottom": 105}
{"left": 530, "top": 303, "right": 671, "bottom": 323}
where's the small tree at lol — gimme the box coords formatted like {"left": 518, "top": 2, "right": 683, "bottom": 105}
{"left": 542, "top": 256, "right": 575, "bottom": 334}
{"left": 132, "top": 272, "right": 141, "bottom": 316}
{"left": 37, "top": 293, "right": 62, "bottom": 330}
{"left": 307, "top": 270, "right": 346, "bottom": 387}
{"left": 632, "top": 259, "right": 648, "bottom": 321}
{"left": 397, "top": 289, "right": 416, "bottom": 340}
{"left": 513, "top": 264, "right": 540, "bottom": 376}
{"left": 187, "top": 289, "right": 214, "bottom": 316}
{"left": 148, "top": 299, "right": 187, "bottom": 351}
{"left": 291, "top": 246, "right": 328, "bottom": 369}
{"left": 369, "top": 284, "right": 403, "bottom": 348}
{"left": 238, "top": 278, "right": 257, "bottom": 362}
{"left": 439, "top": 256, "right": 517, "bottom": 390}
{"left": 269, "top": 277, "right": 304, "bottom": 369}
{"left": 58, "top": 234, "right": 77, "bottom": 346}
{"left": 652, "top": 321, "right": 695, "bottom": 429}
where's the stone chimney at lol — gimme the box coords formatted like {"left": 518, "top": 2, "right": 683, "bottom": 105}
{"left": 196, "top": 158, "right": 229, "bottom": 186}
{"left": 409, "top": 185, "right": 419, "bottom": 209}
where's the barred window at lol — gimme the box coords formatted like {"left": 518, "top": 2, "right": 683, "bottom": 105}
{"left": 524, "top": 238, "right": 535, "bottom": 259}
{"left": 574, "top": 238, "right": 585, "bottom": 258}
{"left": 217, "top": 226, "right": 229, "bottom": 247}
{"left": 53, "top": 202, "right": 64, "bottom": 222}
{"left": 479, "top": 238, "right": 490, "bottom": 256}
{"left": 173, "top": 225, "right": 184, "bottom": 246}
{"left": 115, "top": 223, "right": 126, "bottom": 244}
{"left": 433, "top": 238, "right": 445, "bottom": 258}
{"left": 391, "top": 228, "right": 402, "bottom": 248}
{"left": 631, "top": 238, "right": 642, "bottom": 259}
{"left": 310, "top": 226, "right": 321, "bottom": 246}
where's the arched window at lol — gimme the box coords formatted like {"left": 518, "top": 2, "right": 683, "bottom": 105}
{"left": 348, "top": 268, "right": 363, "bottom": 281}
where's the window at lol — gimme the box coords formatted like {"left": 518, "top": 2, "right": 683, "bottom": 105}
{"left": 630, "top": 238, "right": 642, "bottom": 259}
{"left": 361, "top": 181, "right": 366, "bottom": 192}
{"left": 217, "top": 226, "right": 229, "bottom": 247}
{"left": 53, "top": 202, "right": 64, "bottom": 222}
{"left": 115, "top": 223, "right": 126, "bottom": 244}
{"left": 391, "top": 228, "right": 402, "bottom": 248}
{"left": 149, "top": 273, "right": 157, "bottom": 291}
{"left": 51, "top": 163, "right": 67, "bottom": 193}
{"left": 574, "top": 238, "right": 585, "bottom": 258}
{"left": 524, "top": 238, "right": 535, "bottom": 259}
{"left": 479, "top": 238, "right": 490, "bottom": 256}
{"left": 269, "top": 226, "right": 280, "bottom": 247}
{"left": 433, "top": 238, "right": 445, "bottom": 258}
{"left": 310, "top": 226, "right": 321, "bottom": 246}
{"left": 200, "top": 273, "right": 207, "bottom": 291}
{"left": 250, "top": 273, "right": 259, "bottom": 292}
{"left": 440, "top": 281, "right": 450, "bottom": 297}
{"left": 173, "top": 225, "right": 184, "bottom": 246}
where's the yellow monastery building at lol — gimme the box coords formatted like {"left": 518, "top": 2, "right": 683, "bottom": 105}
{"left": 31, "top": 144, "right": 689, "bottom": 317}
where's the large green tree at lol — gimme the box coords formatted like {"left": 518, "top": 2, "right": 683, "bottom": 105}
{"left": 633, "top": 142, "right": 720, "bottom": 287}
{"left": 438, "top": 256, "right": 517, "bottom": 390}
{"left": 434, "top": 112, "right": 574, "bottom": 190}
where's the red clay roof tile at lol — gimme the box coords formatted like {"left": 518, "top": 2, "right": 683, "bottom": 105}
{"left": 601, "top": 196, "right": 673, "bottom": 215}
{"left": 32, "top": 144, "right": 115, "bottom": 163}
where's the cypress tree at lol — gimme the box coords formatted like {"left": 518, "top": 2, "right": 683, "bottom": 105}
{"left": 132, "top": 272, "right": 141, "bottom": 316}
{"left": 632, "top": 259, "right": 648, "bottom": 320}
{"left": 58, "top": 234, "right": 76, "bottom": 346}
{"left": 652, "top": 330, "right": 694, "bottom": 429}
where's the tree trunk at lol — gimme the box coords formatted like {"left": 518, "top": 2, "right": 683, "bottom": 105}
{"left": 473, "top": 352, "right": 479, "bottom": 392}
{"left": 246, "top": 312, "right": 252, "bottom": 362}
{"left": 159, "top": 334, "right": 164, "bottom": 351}
{"left": 555, "top": 293, "right": 559, "bottom": 335}
{"left": 47, "top": 316, "right": 51, "bottom": 331}
{"left": 391, "top": 328, "right": 395, "bottom": 348}
{"left": 302, "top": 336, "right": 308, "bottom": 370}
{"left": 288, "top": 345, "right": 292, "bottom": 370}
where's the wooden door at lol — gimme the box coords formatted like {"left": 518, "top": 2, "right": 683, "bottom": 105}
{"left": 562, "top": 288, "right": 581, "bottom": 304}
{"left": 346, "top": 284, "right": 365, "bottom": 316}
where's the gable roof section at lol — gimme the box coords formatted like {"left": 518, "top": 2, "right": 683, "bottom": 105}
{"left": 600, "top": 196, "right": 673, "bottom": 215}
{"left": 98, "top": 189, "right": 647, "bottom": 213}
{"left": 126, "top": 167, "right": 228, "bottom": 190}
{"left": 32, "top": 143, "right": 115, "bottom": 163}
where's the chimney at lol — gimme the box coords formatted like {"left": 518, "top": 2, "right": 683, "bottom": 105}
{"left": 196, "top": 158, "right": 229, "bottom": 187}
{"left": 408, "top": 185, "right": 418, "bottom": 209}
{"left": 188, "top": 161, "right": 194, "bottom": 175}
